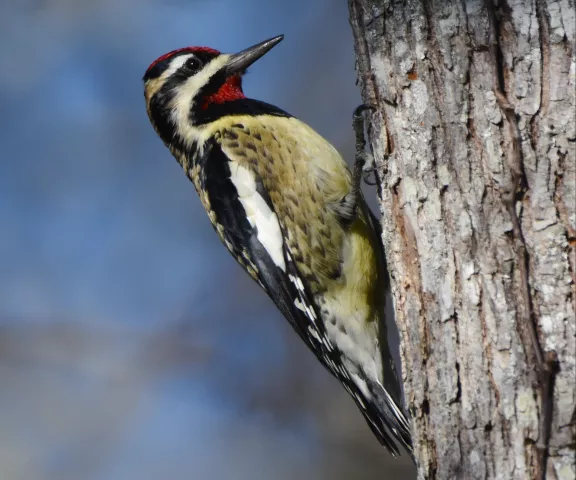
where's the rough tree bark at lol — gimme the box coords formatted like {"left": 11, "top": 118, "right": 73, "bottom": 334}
{"left": 348, "top": 0, "right": 575, "bottom": 479}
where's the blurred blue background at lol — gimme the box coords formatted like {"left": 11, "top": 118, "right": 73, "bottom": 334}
{"left": 0, "top": 1, "right": 414, "bottom": 478}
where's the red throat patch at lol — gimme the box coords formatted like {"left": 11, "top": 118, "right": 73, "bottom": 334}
{"left": 202, "top": 75, "right": 246, "bottom": 109}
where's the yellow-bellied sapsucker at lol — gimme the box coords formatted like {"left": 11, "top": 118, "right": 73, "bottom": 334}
{"left": 143, "top": 35, "right": 412, "bottom": 457}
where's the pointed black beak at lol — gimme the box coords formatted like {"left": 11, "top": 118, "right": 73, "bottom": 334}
{"left": 223, "top": 35, "right": 284, "bottom": 76}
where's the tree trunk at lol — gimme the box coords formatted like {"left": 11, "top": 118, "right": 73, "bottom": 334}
{"left": 348, "top": 0, "right": 575, "bottom": 478}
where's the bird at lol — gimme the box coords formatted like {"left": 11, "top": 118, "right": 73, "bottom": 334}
{"left": 142, "top": 34, "right": 412, "bottom": 457}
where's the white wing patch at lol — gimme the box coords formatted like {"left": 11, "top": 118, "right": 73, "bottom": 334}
{"left": 229, "top": 162, "right": 286, "bottom": 271}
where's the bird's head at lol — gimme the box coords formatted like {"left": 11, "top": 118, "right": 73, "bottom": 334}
{"left": 143, "top": 35, "right": 283, "bottom": 148}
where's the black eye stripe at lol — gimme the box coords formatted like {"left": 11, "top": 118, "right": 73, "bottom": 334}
{"left": 192, "top": 51, "right": 218, "bottom": 65}
{"left": 185, "top": 56, "right": 202, "bottom": 72}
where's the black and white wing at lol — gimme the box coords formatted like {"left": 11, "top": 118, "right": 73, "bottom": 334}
{"left": 194, "top": 138, "right": 410, "bottom": 456}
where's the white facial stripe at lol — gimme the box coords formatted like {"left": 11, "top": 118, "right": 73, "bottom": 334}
{"left": 229, "top": 162, "right": 286, "bottom": 272}
{"left": 162, "top": 54, "right": 194, "bottom": 80}
{"left": 170, "top": 54, "right": 231, "bottom": 146}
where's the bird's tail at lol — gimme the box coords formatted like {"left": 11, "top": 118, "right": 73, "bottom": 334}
{"left": 360, "top": 377, "right": 414, "bottom": 460}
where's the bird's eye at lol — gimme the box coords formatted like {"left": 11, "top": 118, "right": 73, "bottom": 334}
{"left": 185, "top": 57, "right": 201, "bottom": 72}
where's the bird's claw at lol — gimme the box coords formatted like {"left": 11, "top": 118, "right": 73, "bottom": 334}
{"left": 353, "top": 104, "right": 376, "bottom": 120}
